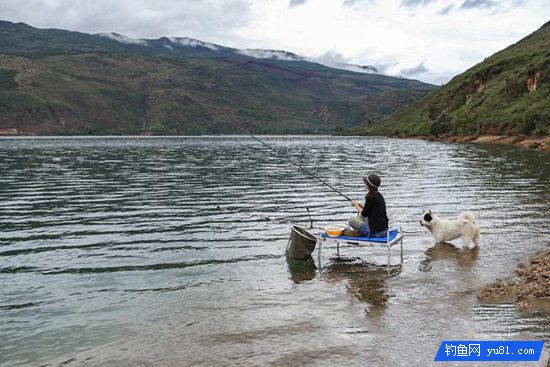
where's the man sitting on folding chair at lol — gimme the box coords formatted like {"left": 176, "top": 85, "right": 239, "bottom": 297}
{"left": 345, "top": 174, "right": 389, "bottom": 238}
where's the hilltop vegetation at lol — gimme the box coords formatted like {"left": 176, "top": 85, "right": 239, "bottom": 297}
{"left": 0, "top": 21, "right": 435, "bottom": 135}
{"left": 354, "top": 21, "right": 550, "bottom": 137}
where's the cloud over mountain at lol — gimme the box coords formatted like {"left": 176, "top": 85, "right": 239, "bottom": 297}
{"left": 401, "top": 0, "right": 437, "bottom": 6}
{"left": 289, "top": 0, "right": 308, "bottom": 7}
{"left": 400, "top": 61, "right": 429, "bottom": 77}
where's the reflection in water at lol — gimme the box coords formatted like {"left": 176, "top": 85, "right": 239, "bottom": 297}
{"left": 286, "top": 258, "right": 316, "bottom": 283}
{"left": 419, "top": 242, "right": 479, "bottom": 272}
{"left": 474, "top": 304, "right": 550, "bottom": 340}
{"left": 324, "top": 258, "right": 401, "bottom": 316}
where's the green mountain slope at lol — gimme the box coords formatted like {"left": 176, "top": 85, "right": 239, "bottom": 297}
{"left": 354, "top": 21, "right": 550, "bottom": 137}
{"left": 0, "top": 21, "right": 436, "bottom": 135}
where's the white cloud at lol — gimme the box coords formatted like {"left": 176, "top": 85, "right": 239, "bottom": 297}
{"left": 0, "top": 0, "right": 252, "bottom": 42}
{"left": 312, "top": 51, "right": 378, "bottom": 73}
{"left": 342, "top": 0, "right": 377, "bottom": 6}
{"left": 240, "top": 0, "right": 548, "bottom": 84}
{"left": 237, "top": 49, "right": 303, "bottom": 60}
{"left": 97, "top": 32, "right": 146, "bottom": 45}
{"left": 401, "top": 0, "right": 438, "bottom": 6}
{"left": 400, "top": 61, "right": 429, "bottom": 77}
{"left": 169, "top": 37, "right": 219, "bottom": 51}
{"left": 289, "top": 0, "right": 308, "bottom": 7}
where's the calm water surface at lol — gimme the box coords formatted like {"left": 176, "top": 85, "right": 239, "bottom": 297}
{"left": 0, "top": 136, "right": 549, "bottom": 367}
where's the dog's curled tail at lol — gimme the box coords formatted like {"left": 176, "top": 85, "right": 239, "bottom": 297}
{"left": 459, "top": 211, "right": 477, "bottom": 224}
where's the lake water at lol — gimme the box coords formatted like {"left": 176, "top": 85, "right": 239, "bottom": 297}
{"left": 0, "top": 136, "right": 549, "bottom": 367}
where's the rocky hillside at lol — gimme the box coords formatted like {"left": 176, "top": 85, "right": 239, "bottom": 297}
{"left": 353, "top": 21, "right": 550, "bottom": 137}
{"left": 0, "top": 21, "right": 436, "bottom": 135}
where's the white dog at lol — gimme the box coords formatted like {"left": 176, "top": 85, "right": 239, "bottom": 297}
{"left": 419, "top": 209, "right": 480, "bottom": 250}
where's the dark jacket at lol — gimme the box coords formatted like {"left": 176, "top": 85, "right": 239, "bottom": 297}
{"left": 361, "top": 191, "right": 389, "bottom": 233}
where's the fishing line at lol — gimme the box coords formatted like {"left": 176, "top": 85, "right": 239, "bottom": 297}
{"left": 158, "top": 79, "right": 352, "bottom": 202}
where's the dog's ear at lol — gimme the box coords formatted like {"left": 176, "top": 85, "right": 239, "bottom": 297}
{"left": 423, "top": 212, "right": 433, "bottom": 222}
{"left": 428, "top": 209, "right": 432, "bottom": 214}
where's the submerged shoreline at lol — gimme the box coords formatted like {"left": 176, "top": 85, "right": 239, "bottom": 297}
{"left": 477, "top": 250, "right": 550, "bottom": 312}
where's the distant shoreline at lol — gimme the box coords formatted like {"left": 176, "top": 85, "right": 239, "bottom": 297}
{"left": 0, "top": 133, "right": 337, "bottom": 138}
{"left": 400, "top": 134, "right": 550, "bottom": 152}
{"left": 1, "top": 132, "right": 549, "bottom": 152}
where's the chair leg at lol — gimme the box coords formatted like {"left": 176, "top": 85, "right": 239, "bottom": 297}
{"left": 317, "top": 239, "right": 322, "bottom": 270}
{"left": 387, "top": 229, "right": 390, "bottom": 267}
{"left": 336, "top": 241, "right": 340, "bottom": 257}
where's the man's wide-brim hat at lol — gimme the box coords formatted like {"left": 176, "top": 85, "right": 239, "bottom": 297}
{"left": 363, "top": 174, "right": 381, "bottom": 188}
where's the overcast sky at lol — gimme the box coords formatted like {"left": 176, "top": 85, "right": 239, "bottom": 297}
{"left": 1, "top": 0, "right": 548, "bottom": 84}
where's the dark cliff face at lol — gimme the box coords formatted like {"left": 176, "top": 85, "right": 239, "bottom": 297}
{"left": 0, "top": 20, "right": 436, "bottom": 135}
{"left": 355, "top": 21, "right": 550, "bottom": 137}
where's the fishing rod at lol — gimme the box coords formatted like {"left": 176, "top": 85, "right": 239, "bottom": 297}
{"left": 158, "top": 79, "right": 352, "bottom": 202}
